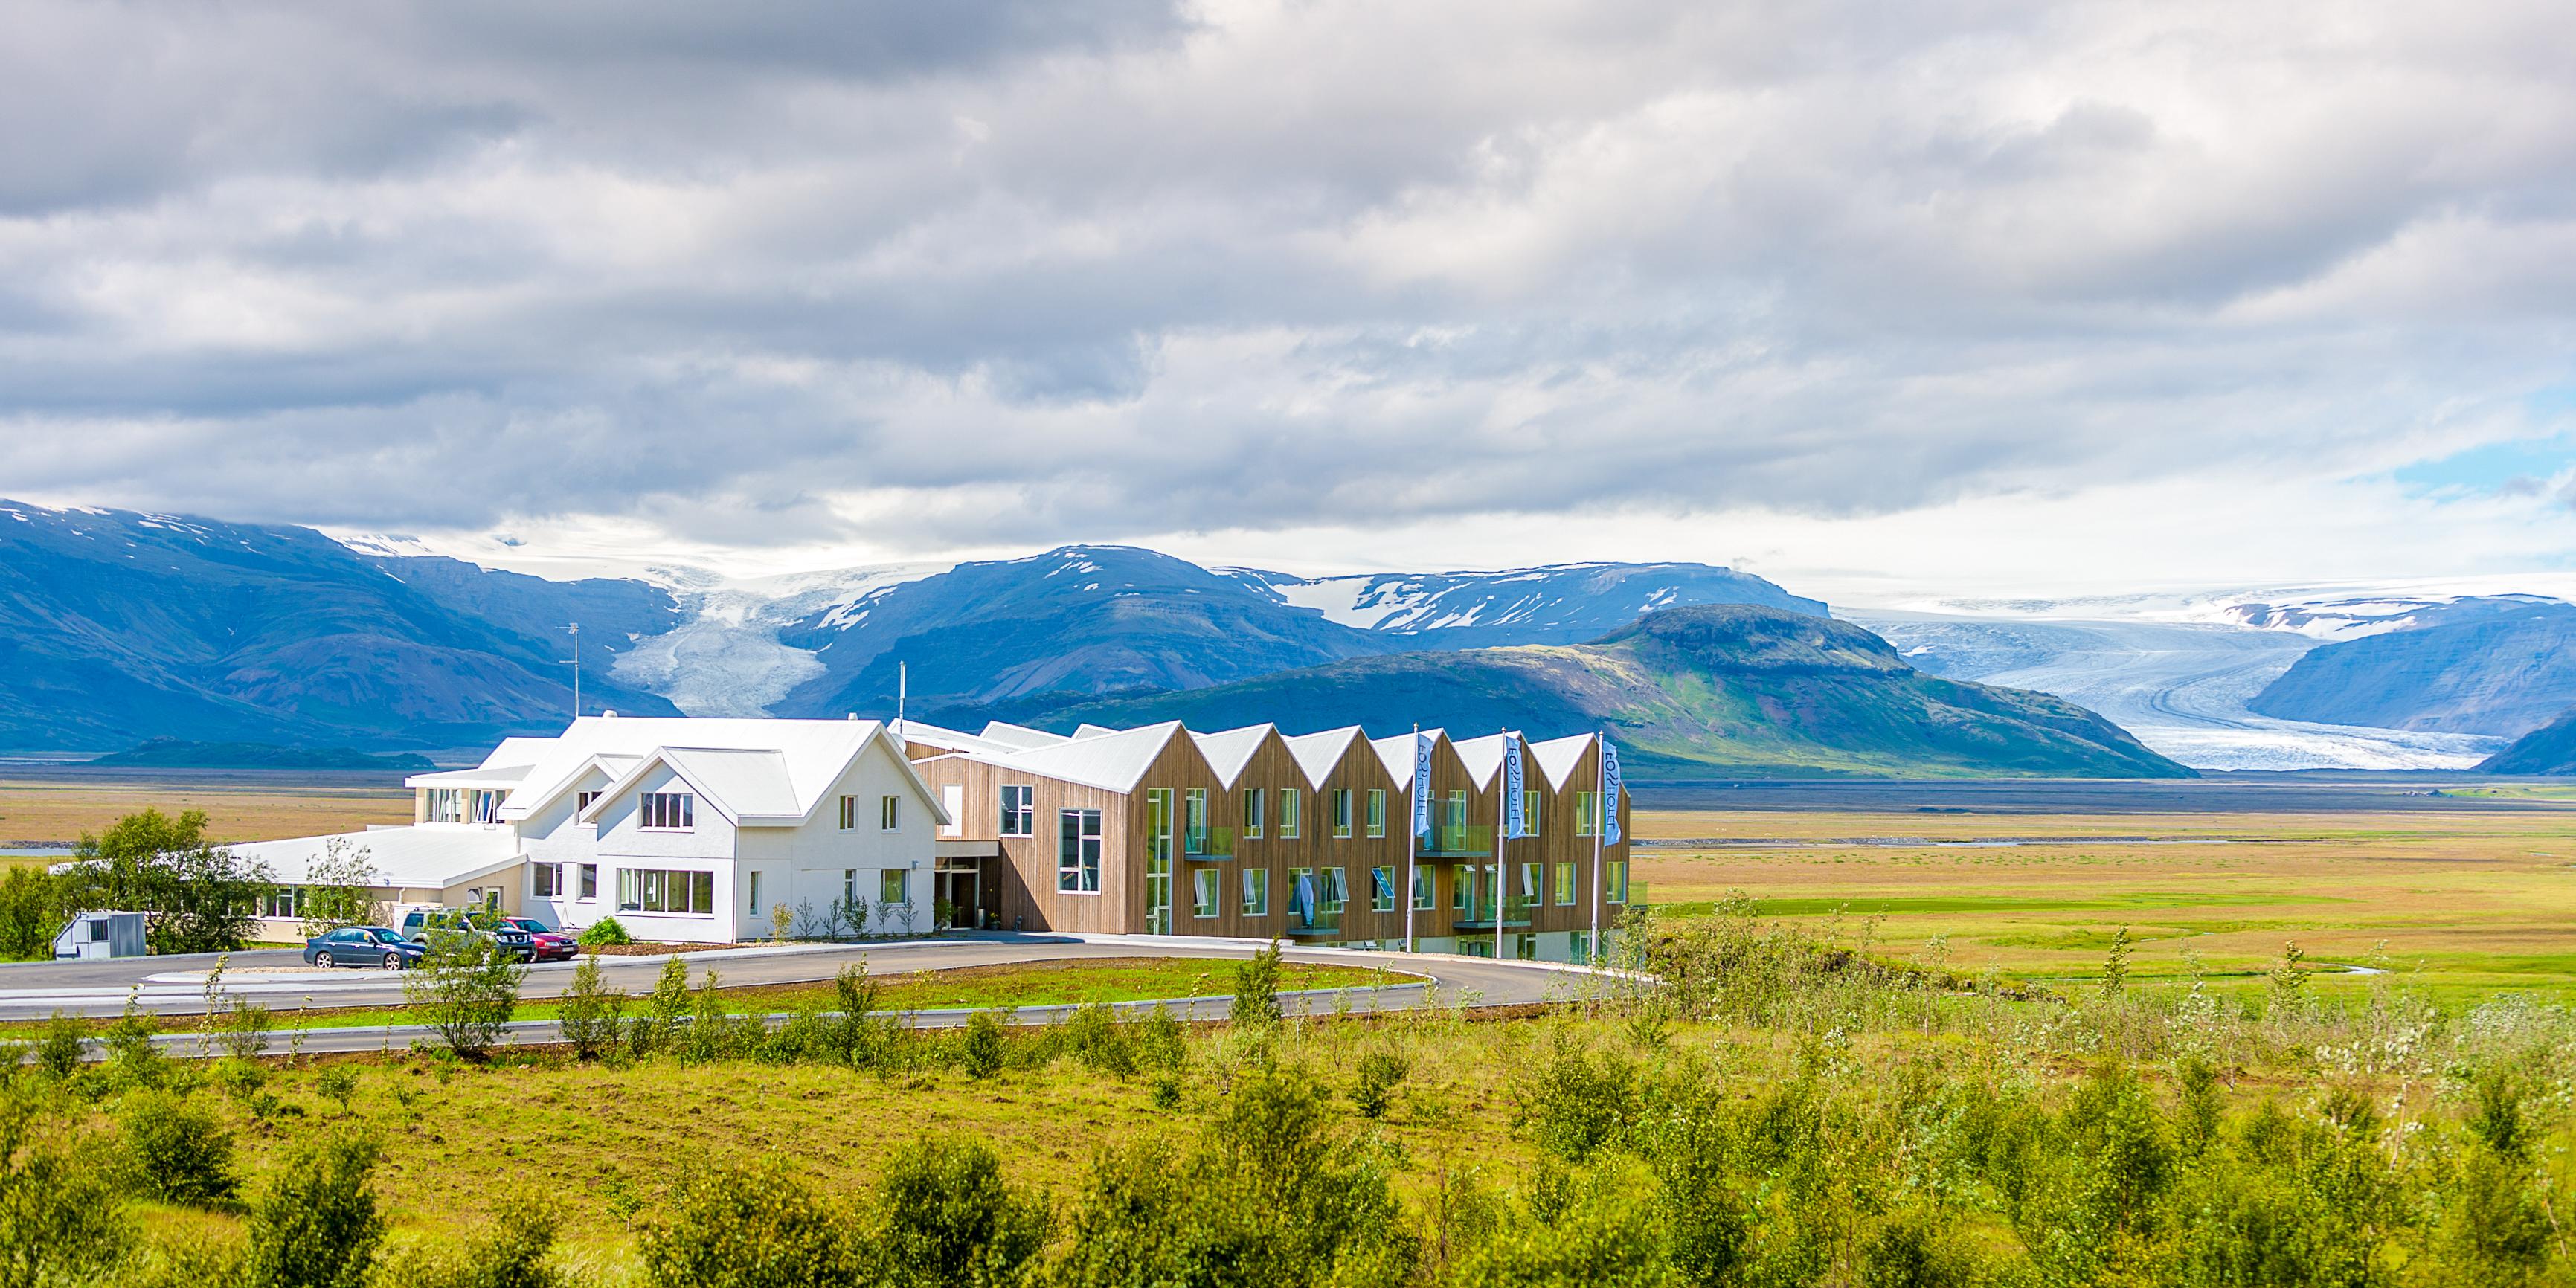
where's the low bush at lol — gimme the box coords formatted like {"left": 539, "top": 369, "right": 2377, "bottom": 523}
{"left": 411, "top": 1196, "right": 565, "bottom": 1288}
{"left": 244, "top": 1131, "right": 385, "bottom": 1288}
{"left": 576, "top": 918, "right": 633, "bottom": 947}
{"left": 33, "top": 1011, "right": 85, "bottom": 1081}
{"left": 118, "top": 1088, "right": 237, "bottom": 1205}
{"left": 637, "top": 1159, "right": 861, "bottom": 1288}
{"left": 960, "top": 1011, "right": 1006, "bottom": 1080}
{"left": 870, "top": 1137, "right": 1051, "bottom": 1287}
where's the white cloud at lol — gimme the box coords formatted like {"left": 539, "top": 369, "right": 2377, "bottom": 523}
{"left": 0, "top": 0, "right": 2572, "bottom": 596}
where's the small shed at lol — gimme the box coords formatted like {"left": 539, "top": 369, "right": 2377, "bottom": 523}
{"left": 54, "top": 911, "right": 148, "bottom": 960}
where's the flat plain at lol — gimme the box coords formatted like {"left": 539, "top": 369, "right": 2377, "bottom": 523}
{"left": 0, "top": 768, "right": 414, "bottom": 851}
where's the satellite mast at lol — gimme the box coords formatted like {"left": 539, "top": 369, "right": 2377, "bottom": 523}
{"left": 562, "top": 622, "right": 581, "bottom": 720}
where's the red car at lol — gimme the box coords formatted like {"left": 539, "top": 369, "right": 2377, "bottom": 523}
{"left": 501, "top": 916, "right": 579, "bottom": 962}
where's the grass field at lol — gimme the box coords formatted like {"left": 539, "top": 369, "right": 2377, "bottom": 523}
{"left": 0, "top": 773, "right": 413, "bottom": 849}
{"left": 1632, "top": 806, "right": 2576, "bottom": 1005}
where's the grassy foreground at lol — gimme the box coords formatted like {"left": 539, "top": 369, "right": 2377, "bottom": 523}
{"left": 7, "top": 910, "right": 2574, "bottom": 1287}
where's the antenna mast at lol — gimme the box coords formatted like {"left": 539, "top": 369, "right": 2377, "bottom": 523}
{"left": 561, "top": 622, "right": 581, "bottom": 720}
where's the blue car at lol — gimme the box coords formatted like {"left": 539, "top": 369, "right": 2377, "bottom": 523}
{"left": 303, "top": 925, "right": 426, "bottom": 970}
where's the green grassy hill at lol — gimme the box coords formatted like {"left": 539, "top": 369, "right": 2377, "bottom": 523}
{"left": 951, "top": 604, "right": 2192, "bottom": 779}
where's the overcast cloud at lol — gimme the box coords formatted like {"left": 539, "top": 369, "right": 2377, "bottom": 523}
{"left": 2, "top": 0, "right": 2572, "bottom": 596}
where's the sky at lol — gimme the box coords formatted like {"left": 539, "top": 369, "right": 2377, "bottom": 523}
{"left": 3, "top": 0, "right": 2574, "bottom": 605}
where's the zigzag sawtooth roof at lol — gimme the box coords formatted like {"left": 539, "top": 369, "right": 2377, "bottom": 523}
{"left": 1280, "top": 726, "right": 1364, "bottom": 789}
{"left": 1367, "top": 729, "right": 1446, "bottom": 792}
{"left": 977, "top": 721, "right": 1072, "bottom": 751}
{"left": 1451, "top": 732, "right": 1524, "bottom": 789}
{"left": 901, "top": 721, "right": 1027, "bottom": 757}
{"left": 1189, "top": 724, "right": 1274, "bottom": 788}
{"left": 967, "top": 721, "right": 1185, "bottom": 794}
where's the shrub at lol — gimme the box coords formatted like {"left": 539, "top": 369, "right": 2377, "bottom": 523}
{"left": 1520, "top": 1031, "right": 1638, "bottom": 1160}
{"left": 0, "top": 867, "right": 57, "bottom": 961}
{"left": 118, "top": 1088, "right": 237, "bottom": 1205}
{"left": 577, "top": 917, "right": 633, "bottom": 947}
{"left": 412, "top": 1197, "right": 564, "bottom": 1288}
{"left": 556, "top": 953, "right": 626, "bottom": 1060}
{"left": 102, "top": 989, "right": 167, "bottom": 1088}
{"left": 244, "top": 1132, "right": 385, "bottom": 1288}
{"left": 1351, "top": 1047, "right": 1408, "bottom": 1119}
{"left": 33, "top": 1011, "right": 85, "bottom": 1081}
{"left": 1061, "top": 1003, "right": 1136, "bottom": 1079}
{"left": 1448, "top": 1162, "right": 1675, "bottom": 1288}
{"left": 0, "top": 1096, "right": 130, "bottom": 1284}
{"left": 870, "top": 1137, "right": 1052, "bottom": 1287}
{"left": 637, "top": 1159, "right": 861, "bottom": 1288}
{"left": 57, "top": 808, "right": 274, "bottom": 954}
{"left": 960, "top": 1011, "right": 1006, "bottom": 1080}
{"left": 1229, "top": 940, "right": 1285, "bottom": 1029}
{"left": 316, "top": 1066, "right": 359, "bottom": 1116}
{"left": 402, "top": 935, "right": 526, "bottom": 1058}
{"left": 1135, "top": 1005, "right": 1187, "bottom": 1073}
{"left": 629, "top": 956, "right": 692, "bottom": 1058}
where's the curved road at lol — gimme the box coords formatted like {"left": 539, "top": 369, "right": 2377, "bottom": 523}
{"left": 1, "top": 933, "right": 1618, "bottom": 1057}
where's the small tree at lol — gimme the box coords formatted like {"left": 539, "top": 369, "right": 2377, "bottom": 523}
{"left": 297, "top": 838, "right": 386, "bottom": 939}
{"left": 0, "top": 866, "right": 60, "bottom": 960}
{"left": 2100, "top": 925, "right": 2133, "bottom": 1000}
{"left": 871, "top": 1137, "right": 1052, "bottom": 1287}
{"left": 402, "top": 935, "right": 525, "bottom": 1059}
{"left": 57, "top": 808, "right": 274, "bottom": 954}
{"left": 118, "top": 1088, "right": 237, "bottom": 1205}
{"left": 1230, "top": 939, "right": 1285, "bottom": 1029}
{"left": 557, "top": 953, "right": 627, "bottom": 1059}
{"left": 637, "top": 1159, "right": 862, "bottom": 1288}
{"left": 630, "top": 956, "right": 692, "bottom": 1057}
{"left": 245, "top": 1132, "right": 385, "bottom": 1288}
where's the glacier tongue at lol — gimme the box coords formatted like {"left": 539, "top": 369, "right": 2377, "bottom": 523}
{"left": 611, "top": 562, "right": 947, "bottom": 717}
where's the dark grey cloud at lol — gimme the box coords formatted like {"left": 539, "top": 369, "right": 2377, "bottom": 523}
{"left": 1, "top": 0, "right": 2572, "bottom": 559}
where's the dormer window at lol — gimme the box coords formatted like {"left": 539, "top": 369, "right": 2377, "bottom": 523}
{"left": 576, "top": 790, "right": 602, "bottom": 816}
{"left": 640, "top": 792, "right": 696, "bottom": 831}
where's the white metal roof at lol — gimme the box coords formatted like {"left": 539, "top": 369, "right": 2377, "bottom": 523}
{"left": 1529, "top": 733, "right": 1597, "bottom": 790}
{"left": 1367, "top": 732, "right": 1421, "bottom": 790}
{"left": 1451, "top": 732, "right": 1526, "bottom": 789}
{"left": 977, "top": 721, "right": 1072, "bottom": 750}
{"left": 230, "top": 825, "right": 521, "bottom": 891}
{"left": 900, "top": 721, "right": 1024, "bottom": 757}
{"left": 1281, "top": 727, "right": 1364, "bottom": 789}
{"left": 658, "top": 747, "right": 802, "bottom": 820}
{"left": 955, "top": 721, "right": 1183, "bottom": 794}
{"left": 1189, "top": 724, "right": 1273, "bottom": 788}
{"left": 405, "top": 764, "right": 531, "bottom": 788}
{"left": 1070, "top": 724, "right": 1122, "bottom": 741}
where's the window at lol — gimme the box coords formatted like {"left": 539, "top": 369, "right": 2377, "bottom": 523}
{"left": 579, "top": 863, "right": 598, "bottom": 900}
{"left": 1185, "top": 788, "right": 1208, "bottom": 850}
{"left": 1242, "top": 788, "right": 1265, "bottom": 837}
{"left": 261, "top": 886, "right": 302, "bottom": 919}
{"left": 1516, "top": 935, "right": 1538, "bottom": 961}
{"left": 640, "top": 792, "right": 695, "bottom": 830}
{"left": 576, "top": 790, "right": 601, "bottom": 816}
{"left": 1366, "top": 790, "right": 1386, "bottom": 838}
{"left": 1331, "top": 789, "right": 1353, "bottom": 838}
{"left": 532, "top": 863, "right": 561, "bottom": 898}
{"left": 1058, "top": 808, "right": 1103, "bottom": 893}
{"left": 1000, "top": 785, "right": 1035, "bottom": 837}
{"left": 1452, "top": 868, "right": 1470, "bottom": 912}
{"left": 1607, "top": 860, "right": 1629, "bottom": 904}
{"left": 1518, "top": 863, "right": 1541, "bottom": 904}
{"left": 1571, "top": 930, "right": 1592, "bottom": 963}
{"left": 1554, "top": 861, "right": 1576, "bottom": 906}
{"left": 881, "top": 869, "right": 910, "bottom": 907}
{"left": 617, "top": 868, "right": 716, "bottom": 915}
{"left": 1446, "top": 790, "right": 1468, "bottom": 833}
{"left": 1521, "top": 790, "right": 1543, "bottom": 837}
{"left": 839, "top": 795, "right": 858, "bottom": 830}
{"left": 1412, "top": 867, "right": 1433, "bottom": 911}
{"left": 880, "top": 795, "right": 901, "bottom": 831}
{"left": 1192, "top": 869, "right": 1220, "bottom": 918}
{"left": 1320, "top": 867, "right": 1347, "bottom": 912}
{"left": 1279, "top": 789, "right": 1302, "bottom": 839}
{"left": 1371, "top": 866, "right": 1396, "bottom": 912}
{"left": 748, "top": 870, "right": 763, "bottom": 915}
{"left": 423, "top": 788, "right": 462, "bottom": 823}
{"left": 1241, "top": 868, "right": 1270, "bottom": 917}
{"left": 844, "top": 869, "right": 858, "bottom": 907}
{"left": 1575, "top": 791, "right": 1600, "bottom": 837}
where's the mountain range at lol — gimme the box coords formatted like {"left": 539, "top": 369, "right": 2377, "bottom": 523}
{"left": 2245, "top": 597, "right": 2576, "bottom": 737}
{"left": 944, "top": 604, "right": 2190, "bottom": 779}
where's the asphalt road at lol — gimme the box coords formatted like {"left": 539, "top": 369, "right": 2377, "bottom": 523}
{"left": 2, "top": 933, "right": 1616, "bottom": 1057}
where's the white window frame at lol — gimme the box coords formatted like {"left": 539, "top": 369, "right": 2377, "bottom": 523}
{"left": 1371, "top": 866, "right": 1396, "bottom": 912}
{"left": 1057, "top": 808, "right": 1102, "bottom": 894}
{"left": 617, "top": 868, "right": 715, "bottom": 915}
{"left": 1000, "top": 785, "right": 1035, "bottom": 837}
{"left": 1242, "top": 788, "right": 1265, "bottom": 838}
{"left": 532, "top": 863, "right": 561, "bottom": 899}
{"left": 879, "top": 869, "right": 910, "bottom": 907}
{"left": 1192, "top": 868, "right": 1220, "bottom": 918}
{"left": 1241, "top": 868, "right": 1270, "bottom": 917}
{"left": 1331, "top": 788, "right": 1353, "bottom": 839}
{"left": 640, "top": 792, "right": 696, "bottom": 831}
{"left": 1366, "top": 790, "right": 1386, "bottom": 838}
{"left": 1279, "top": 789, "right": 1301, "bottom": 840}
{"left": 879, "top": 794, "right": 901, "bottom": 832}
{"left": 839, "top": 795, "right": 858, "bottom": 831}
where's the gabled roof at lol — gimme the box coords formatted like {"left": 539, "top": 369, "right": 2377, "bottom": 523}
{"left": 660, "top": 747, "right": 800, "bottom": 820}
{"left": 1071, "top": 724, "right": 1122, "bottom": 741}
{"left": 902, "top": 721, "right": 1025, "bottom": 757}
{"left": 977, "top": 721, "right": 1072, "bottom": 751}
{"left": 1368, "top": 730, "right": 1445, "bottom": 792}
{"left": 1451, "top": 732, "right": 1523, "bottom": 789}
{"left": 969, "top": 721, "right": 1184, "bottom": 794}
{"left": 1189, "top": 724, "right": 1273, "bottom": 788}
{"left": 1529, "top": 733, "right": 1597, "bottom": 790}
{"left": 480, "top": 717, "right": 946, "bottom": 829}
{"left": 1281, "top": 726, "right": 1364, "bottom": 789}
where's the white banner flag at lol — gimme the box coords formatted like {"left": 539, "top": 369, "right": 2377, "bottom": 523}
{"left": 1412, "top": 732, "right": 1434, "bottom": 837}
{"left": 1600, "top": 739, "right": 1622, "bottom": 845}
{"left": 1502, "top": 733, "right": 1528, "bottom": 838}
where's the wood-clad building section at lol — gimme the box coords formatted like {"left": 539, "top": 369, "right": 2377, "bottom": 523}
{"left": 903, "top": 719, "right": 1632, "bottom": 962}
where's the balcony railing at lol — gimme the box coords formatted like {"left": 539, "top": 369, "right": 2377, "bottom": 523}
{"left": 1418, "top": 824, "right": 1492, "bottom": 857}
{"left": 1183, "top": 826, "right": 1235, "bottom": 859}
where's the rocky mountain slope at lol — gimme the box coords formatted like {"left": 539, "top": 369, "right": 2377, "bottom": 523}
{"left": 2246, "top": 598, "right": 2576, "bottom": 737}
{"left": 945, "top": 604, "right": 2191, "bottom": 779}
{"left": 2477, "top": 708, "right": 2576, "bottom": 774}
{"left": 0, "top": 500, "right": 680, "bottom": 753}
{"left": 1220, "top": 561, "right": 1826, "bottom": 648}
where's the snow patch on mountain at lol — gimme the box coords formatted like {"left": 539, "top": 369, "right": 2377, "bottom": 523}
{"left": 611, "top": 563, "right": 947, "bottom": 716}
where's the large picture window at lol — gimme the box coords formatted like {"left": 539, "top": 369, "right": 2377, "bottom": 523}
{"left": 1058, "top": 808, "right": 1103, "bottom": 893}
{"left": 640, "top": 792, "right": 695, "bottom": 831}
{"left": 881, "top": 869, "right": 910, "bottom": 907}
{"left": 1000, "top": 785, "right": 1035, "bottom": 837}
{"left": 617, "top": 868, "right": 715, "bottom": 915}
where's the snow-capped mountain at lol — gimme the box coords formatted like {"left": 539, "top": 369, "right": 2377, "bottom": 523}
{"left": 1220, "top": 561, "right": 1825, "bottom": 648}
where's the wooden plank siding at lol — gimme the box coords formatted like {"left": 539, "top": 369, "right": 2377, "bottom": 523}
{"left": 908, "top": 725, "right": 1630, "bottom": 951}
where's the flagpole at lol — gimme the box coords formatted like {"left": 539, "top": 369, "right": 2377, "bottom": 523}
{"left": 1494, "top": 727, "right": 1506, "bottom": 961}
{"left": 1590, "top": 730, "right": 1605, "bottom": 967}
{"left": 1404, "top": 724, "right": 1418, "bottom": 953}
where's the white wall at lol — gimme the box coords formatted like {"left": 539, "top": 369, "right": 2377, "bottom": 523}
{"left": 518, "top": 764, "right": 619, "bottom": 932}
{"left": 733, "top": 736, "right": 937, "bottom": 939}
{"left": 586, "top": 762, "right": 742, "bottom": 943}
